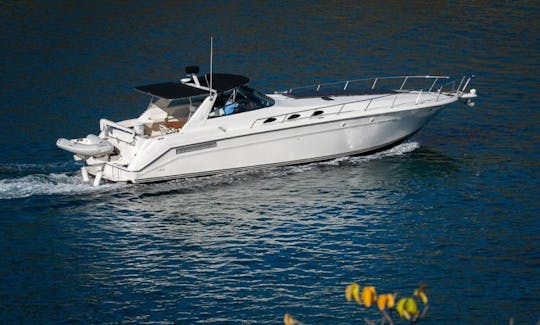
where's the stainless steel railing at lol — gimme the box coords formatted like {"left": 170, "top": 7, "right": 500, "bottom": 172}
{"left": 278, "top": 75, "right": 474, "bottom": 95}
{"left": 252, "top": 75, "right": 475, "bottom": 129}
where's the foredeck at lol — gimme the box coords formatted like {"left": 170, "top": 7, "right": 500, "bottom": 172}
{"left": 283, "top": 88, "right": 398, "bottom": 99}
{"left": 277, "top": 75, "right": 473, "bottom": 99}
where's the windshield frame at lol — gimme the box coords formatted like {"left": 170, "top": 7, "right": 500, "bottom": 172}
{"left": 208, "top": 86, "right": 274, "bottom": 118}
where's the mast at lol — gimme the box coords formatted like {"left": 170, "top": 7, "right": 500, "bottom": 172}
{"left": 209, "top": 36, "right": 213, "bottom": 95}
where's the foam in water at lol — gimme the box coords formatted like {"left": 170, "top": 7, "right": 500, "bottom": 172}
{"left": 0, "top": 172, "right": 123, "bottom": 200}
{"left": 348, "top": 140, "right": 420, "bottom": 163}
{"left": 0, "top": 161, "right": 77, "bottom": 176}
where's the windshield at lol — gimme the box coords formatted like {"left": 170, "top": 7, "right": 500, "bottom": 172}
{"left": 209, "top": 86, "right": 274, "bottom": 118}
{"left": 150, "top": 94, "right": 207, "bottom": 119}
{"left": 151, "top": 94, "right": 207, "bottom": 110}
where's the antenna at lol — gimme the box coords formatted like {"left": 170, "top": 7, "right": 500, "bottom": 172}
{"left": 209, "top": 36, "right": 213, "bottom": 95}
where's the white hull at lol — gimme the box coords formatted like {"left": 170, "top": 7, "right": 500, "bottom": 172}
{"left": 92, "top": 104, "right": 444, "bottom": 183}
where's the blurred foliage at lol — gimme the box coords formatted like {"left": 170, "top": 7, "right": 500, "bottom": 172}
{"left": 284, "top": 282, "right": 525, "bottom": 324}
{"left": 344, "top": 282, "right": 429, "bottom": 324}
{"left": 284, "top": 282, "right": 428, "bottom": 325}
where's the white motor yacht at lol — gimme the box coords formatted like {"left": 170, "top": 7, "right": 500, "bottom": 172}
{"left": 56, "top": 66, "right": 477, "bottom": 186}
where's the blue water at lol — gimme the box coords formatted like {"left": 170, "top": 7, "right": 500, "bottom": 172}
{"left": 1, "top": 2, "right": 539, "bottom": 324}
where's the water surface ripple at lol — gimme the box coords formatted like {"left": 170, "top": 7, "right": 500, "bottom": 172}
{"left": 1, "top": 2, "right": 539, "bottom": 324}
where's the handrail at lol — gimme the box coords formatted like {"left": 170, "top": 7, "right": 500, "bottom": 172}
{"left": 260, "top": 74, "right": 475, "bottom": 129}
{"left": 278, "top": 75, "right": 451, "bottom": 94}
{"left": 100, "top": 118, "right": 136, "bottom": 143}
{"left": 250, "top": 95, "right": 388, "bottom": 128}
{"left": 251, "top": 88, "right": 457, "bottom": 129}
{"left": 100, "top": 119, "right": 134, "bottom": 135}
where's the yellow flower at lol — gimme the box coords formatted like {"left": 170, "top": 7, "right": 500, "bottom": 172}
{"left": 376, "top": 293, "right": 396, "bottom": 311}
{"left": 396, "top": 297, "right": 419, "bottom": 321}
{"left": 361, "top": 286, "right": 377, "bottom": 308}
{"left": 345, "top": 282, "right": 361, "bottom": 304}
{"left": 377, "top": 294, "right": 388, "bottom": 311}
{"left": 386, "top": 293, "right": 396, "bottom": 309}
{"left": 414, "top": 287, "right": 428, "bottom": 304}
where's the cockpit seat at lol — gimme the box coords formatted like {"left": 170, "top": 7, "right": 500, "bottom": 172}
{"left": 165, "top": 120, "right": 185, "bottom": 129}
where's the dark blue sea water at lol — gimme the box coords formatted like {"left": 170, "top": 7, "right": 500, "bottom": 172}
{"left": 1, "top": 2, "right": 539, "bottom": 324}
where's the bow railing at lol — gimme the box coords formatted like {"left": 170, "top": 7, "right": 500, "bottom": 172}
{"left": 277, "top": 75, "right": 474, "bottom": 97}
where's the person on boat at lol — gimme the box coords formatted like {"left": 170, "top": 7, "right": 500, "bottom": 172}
{"left": 223, "top": 99, "right": 239, "bottom": 115}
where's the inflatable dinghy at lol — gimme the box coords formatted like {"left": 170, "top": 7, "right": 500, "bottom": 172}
{"left": 56, "top": 134, "right": 114, "bottom": 157}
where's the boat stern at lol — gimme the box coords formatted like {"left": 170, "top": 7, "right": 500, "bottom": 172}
{"left": 81, "top": 161, "right": 135, "bottom": 186}
{"left": 57, "top": 123, "right": 141, "bottom": 186}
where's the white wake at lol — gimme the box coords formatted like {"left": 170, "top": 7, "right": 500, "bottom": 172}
{"left": 0, "top": 171, "right": 122, "bottom": 200}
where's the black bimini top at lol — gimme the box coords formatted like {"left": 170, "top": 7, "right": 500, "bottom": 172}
{"left": 199, "top": 73, "right": 249, "bottom": 92}
{"left": 135, "top": 73, "right": 249, "bottom": 100}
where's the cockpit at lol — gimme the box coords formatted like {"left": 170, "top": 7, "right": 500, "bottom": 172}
{"left": 209, "top": 86, "right": 275, "bottom": 118}
{"left": 132, "top": 70, "right": 271, "bottom": 135}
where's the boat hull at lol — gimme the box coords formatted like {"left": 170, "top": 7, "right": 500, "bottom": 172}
{"left": 100, "top": 105, "right": 444, "bottom": 183}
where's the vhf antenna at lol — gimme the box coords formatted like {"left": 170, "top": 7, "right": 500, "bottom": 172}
{"left": 209, "top": 36, "right": 213, "bottom": 95}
